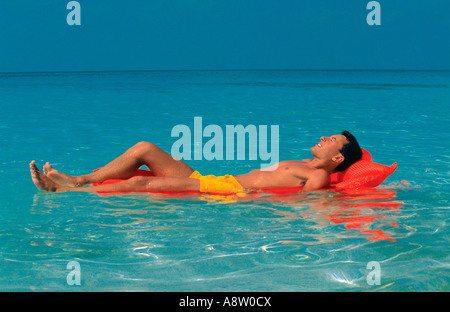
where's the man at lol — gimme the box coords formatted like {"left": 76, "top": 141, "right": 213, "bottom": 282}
{"left": 30, "top": 131, "right": 362, "bottom": 194}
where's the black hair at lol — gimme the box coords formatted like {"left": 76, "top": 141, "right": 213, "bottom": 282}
{"left": 334, "top": 130, "right": 363, "bottom": 172}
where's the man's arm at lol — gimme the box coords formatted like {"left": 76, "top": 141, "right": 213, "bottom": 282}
{"left": 302, "top": 169, "right": 330, "bottom": 192}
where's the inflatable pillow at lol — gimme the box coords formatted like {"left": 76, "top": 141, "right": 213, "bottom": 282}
{"left": 329, "top": 148, "right": 397, "bottom": 189}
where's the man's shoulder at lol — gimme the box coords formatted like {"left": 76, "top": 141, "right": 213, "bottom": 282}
{"left": 312, "top": 168, "right": 330, "bottom": 179}
{"left": 282, "top": 162, "right": 328, "bottom": 180}
{"left": 303, "top": 168, "right": 330, "bottom": 191}
{"left": 277, "top": 159, "right": 315, "bottom": 169}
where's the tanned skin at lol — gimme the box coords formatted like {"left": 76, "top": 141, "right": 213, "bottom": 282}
{"left": 30, "top": 135, "right": 349, "bottom": 194}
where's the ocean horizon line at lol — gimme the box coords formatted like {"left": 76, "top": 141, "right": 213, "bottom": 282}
{"left": 1, "top": 68, "right": 449, "bottom": 76}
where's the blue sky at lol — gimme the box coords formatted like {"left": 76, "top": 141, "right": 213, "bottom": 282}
{"left": 0, "top": 0, "right": 449, "bottom": 72}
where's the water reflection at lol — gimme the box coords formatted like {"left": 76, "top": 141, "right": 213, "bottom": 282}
{"left": 30, "top": 187, "right": 404, "bottom": 247}
{"left": 242, "top": 187, "right": 403, "bottom": 243}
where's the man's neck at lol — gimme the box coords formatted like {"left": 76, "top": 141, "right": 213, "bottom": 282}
{"left": 306, "top": 158, "right": 336, "bottom": 174}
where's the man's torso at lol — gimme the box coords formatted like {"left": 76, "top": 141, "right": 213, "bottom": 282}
{"left": 235, "top": 160, "right": 323, "bottom": 191}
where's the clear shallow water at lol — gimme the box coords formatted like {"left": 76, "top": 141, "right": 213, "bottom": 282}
{"left": 0, "top": 70, "right": 449, "bottom": 291}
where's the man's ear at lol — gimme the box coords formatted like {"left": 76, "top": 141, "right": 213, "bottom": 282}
{"left": 332, "top": 154, "right": 344, "bottom": 165}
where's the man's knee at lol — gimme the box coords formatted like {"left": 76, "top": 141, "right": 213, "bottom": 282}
{"left": 134, "top": 141, "right": 157, "bottom": 155}
{"left": 127, "top": 175, "right": 152, "bottom": 188}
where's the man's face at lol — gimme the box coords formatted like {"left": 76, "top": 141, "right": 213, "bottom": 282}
{"left": 311, "top": 134, "right": 349, "bottom": 160}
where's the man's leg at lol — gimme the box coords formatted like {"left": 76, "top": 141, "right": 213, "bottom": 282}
{"left": 44, "top": 141, "right": 194, "bottom": 187}
{"left": 31, "top": 160, "right": 200, "bottom": 193}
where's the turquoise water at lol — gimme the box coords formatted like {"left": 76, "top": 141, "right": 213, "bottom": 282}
{"left": 0, "top": 70, "right": 448, "bottom": 291}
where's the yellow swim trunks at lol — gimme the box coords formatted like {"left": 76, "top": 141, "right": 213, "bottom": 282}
{"left": 189, "top": 171, "right": 245, "bottom": 195}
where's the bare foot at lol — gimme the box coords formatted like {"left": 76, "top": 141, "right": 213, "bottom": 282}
{"left": 30, "top": 161, "right": 67, "bottom": 192}
{"left": 43, "top": 162, "right": 84, "bottom": 187}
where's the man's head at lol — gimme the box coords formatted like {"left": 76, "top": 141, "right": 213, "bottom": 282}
{"left": 310, "top": 130, "right": 362, "bottom": 173}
